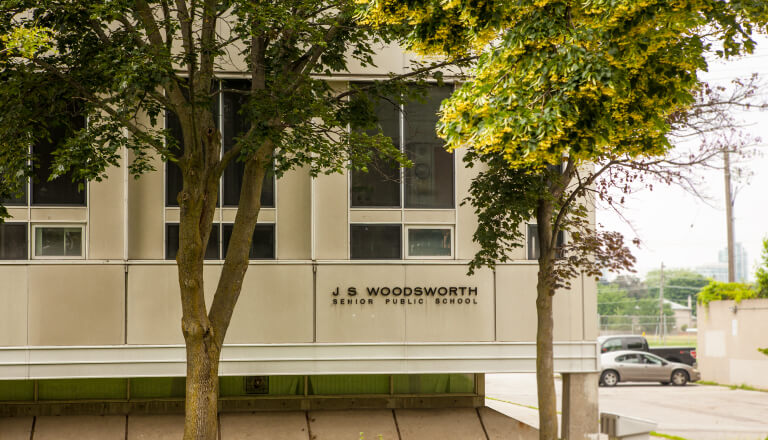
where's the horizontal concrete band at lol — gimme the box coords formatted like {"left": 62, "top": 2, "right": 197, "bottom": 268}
{"left": 0, "top": 395, "right": 487, "bottom": 417}
{"left": 0, "top": 342, "right": 599, "bottom": 380}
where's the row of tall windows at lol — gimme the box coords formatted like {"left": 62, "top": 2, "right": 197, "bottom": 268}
{"left": 349, "top": 85, "right": 455, "bottom": 259}
{"left": 0, "top": 109, "right": 87, "bottom": 259}
{"left": 163, "top": 80, "right": 276, "bottom": 260}
{"left": 350, "top": 84, "right": 455, "bottom": 209}
{"left": 1, "top": 113, "right": 87, "bottom": 207}
{"left": 165, "top": 79, "right": 274, "bottom": 208}
{"left": 164, "top": 223, "right": 275, "bottom": 260}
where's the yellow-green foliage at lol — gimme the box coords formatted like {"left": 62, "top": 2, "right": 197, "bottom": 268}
{"left": 360, "top": 0, "right": 767, "bottom": 169}
{"left": 0, "top": 27, "right": 54, "bottom": 58}
{"left": 756, "top": 237, "right": 768, "bottom": 296}
{"left": 697, "top": 281, "right": 759, "bottom": 306}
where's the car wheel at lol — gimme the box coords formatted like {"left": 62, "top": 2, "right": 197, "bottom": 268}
{"left": 600, "top": 370, "right": 619, "bottom": 387}
{"left": 671, "top": 370, "right": 689, "bottom": 386}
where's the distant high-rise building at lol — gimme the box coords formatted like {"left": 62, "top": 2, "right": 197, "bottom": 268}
{"left": 695, "top": 263, "right": 728, "bottom": 282}
{"left": 696, "top": 242, "right": 748, "bottom": 282}
{"left": 718, "top": 242, "right": 749, "bottom": 282}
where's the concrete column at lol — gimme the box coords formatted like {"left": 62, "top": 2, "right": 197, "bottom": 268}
{"left": 561, "top": 372, "right": 599, "bottom": 440}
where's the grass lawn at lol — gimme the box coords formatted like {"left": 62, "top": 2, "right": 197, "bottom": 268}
{"left": 646, "top": 334, "right": 697, "bottom": 348}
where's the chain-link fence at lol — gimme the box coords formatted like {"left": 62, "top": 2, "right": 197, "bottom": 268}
{"left": 598, "top": 315, "right": 697, "bottom": 346}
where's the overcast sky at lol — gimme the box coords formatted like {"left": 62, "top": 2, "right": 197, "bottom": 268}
{"left": 597, "top": 35, "right": 768, "bottom": 282}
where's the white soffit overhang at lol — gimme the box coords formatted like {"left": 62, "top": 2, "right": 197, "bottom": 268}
{"left": 0, "top": 342, "right": 599, "bottom": 380}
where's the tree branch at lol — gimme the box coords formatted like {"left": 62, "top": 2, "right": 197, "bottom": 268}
{"left": 30, "top": 57, "right": 164, "bottom": 152}
{"left": 332, "top": 56, "right": 477, "bottom": 102}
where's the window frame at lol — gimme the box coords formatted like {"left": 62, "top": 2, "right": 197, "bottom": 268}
{"left": 0, "top": 222, "right": 29, "bottom": 260}
{"left": 404, "top": 225, "right": 454, "bottom": 260}
{"left": 164, "top": 221, "right": 277, "bottom": 261}
{"left": 31, "top": 113, "right": 89, "bottom": 207}
{"left": 221, "top": 222, "right": 277, "bottom": 260}
{"left": 348, "top": 83, "right": 456, "bottom": 211}
{"left": 349, "top": 223, "right": 403, "bottom": 260}
{"left": 31, "top": 224, "right": 86, "bottom": 260}
{"left": 526, "top": 224, "right": 566, "bottom": 261}
{"left": 163, "top": 80, "right": 277, "bottom": 209}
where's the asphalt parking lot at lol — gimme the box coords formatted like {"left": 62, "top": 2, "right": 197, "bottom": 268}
{"left": 486, "top": 373, "right": 768, "bottom": 440}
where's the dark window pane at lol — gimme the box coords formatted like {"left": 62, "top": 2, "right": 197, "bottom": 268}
{"left": 222, "top": 80, "right": 275, "bottom": 207}
{"left": 166, "top": 83, "right": 220, "bottom": 207}
{"left": 222, "top": 223, "right": 275, "bottom": 259}
{"left": 408, "top": 228, "right": 451, "bottom": 257}
{"left": 165, "top": 111, "right": 184, "bottom": 207}
{"left": 2, "top": 185, "right": 27, "bottom": 206}
{"left": 527, "top": 224, "right": 564, "bottom": 260}
{"left": 32, "top": 115, "right": 87, "bottom": 206}
{"left": 0, "top": 223, "right": 27, "bottom": 259}
{"left": 404, "top": 85, "right": 454, "bottom": 209}
{"left": 350, "top": 98, "right": 401, "bottom": 207}
{"left": 350, "top": 224, "right": 401, "bottom": 259}
{"left": 527, "top": 224, "right": 538, "bottom": 260}
{"left": 165, "top": 223, "right": 219, "bottom": 260}
{"left": 34, "top": 226, "right": 82, "bottom": 257}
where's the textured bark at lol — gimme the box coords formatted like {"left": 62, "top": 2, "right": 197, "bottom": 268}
{"left": 536, "top": 198, "right": 558, "bottom": 440}
{"left": 183, "top": 333, "right": 221, "bottom": 440}
{"left": 173, "top": 112, "right": 271, "bottom": 439}
{"left": 174, "top": 103, "right": 228, "bottom": 439}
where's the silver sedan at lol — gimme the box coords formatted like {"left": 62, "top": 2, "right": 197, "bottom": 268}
{"left": 599, "top": 350, "right": 701, "bottom": 386}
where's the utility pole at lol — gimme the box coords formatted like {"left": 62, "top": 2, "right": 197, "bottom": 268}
{"left": 724, "top": 148, "right": 735, "bottom": 282}
{"left": 659, "top": 263, "right": 665, "bottom": 343}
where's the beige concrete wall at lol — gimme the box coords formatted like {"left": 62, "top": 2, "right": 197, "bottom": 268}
{"left": 698, "top": 298, "right": 768, "bottom": 389}
{"left": 5, "top": 208, "right": 28, "bottom": 221}
{"left": 350, "top": 209, "right": 402, "bottom": 223}
{"left": 277, "top": 167, "right": 312, "bottom": 260}
{"left": 403, "top": 210, "right": 455, "bottom": 224}
{"left": 0, "top": 266, "right": 28, "bottom": 346}
{"left": 455, "top": 148, "right": 480, "bottom": 261}
{"left": 1, "top": 262, "right": 595, "bottom": 352}
{"left": 27, "top": 265, "right": 125, "bottom": 345}
{"left": 127, "top": 264, "right": 313, "bottom": 344}
{"left": 495, "top": 264, "right": 592, "bottom": 342}
{"left": 30, "top": 208, "right": 87, "bottom": 222}
{"left": 315, "top": 264, "right": 495, "bottom": 342}
{"left": 89, "top": 162, "right": 125, "bottom": 259}
{"left": 128, "top": 150, "right": 164, "bottom": 260}
{"left": 316, "top": 264, "right": 407, "bottom": 342}
{"left": 314, "top": 172, "right": 349, "bottom": 260}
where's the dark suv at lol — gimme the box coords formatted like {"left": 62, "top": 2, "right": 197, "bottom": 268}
{"left": 598, "top": 335, "right": 697, "bottom": 366}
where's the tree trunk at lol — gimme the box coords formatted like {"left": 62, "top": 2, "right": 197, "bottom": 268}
{"left": 536, "top": 199, "right": 558, "bottom": 440}
{"left": 536, "top": 274, "right": 557, "bottom": 439}
{"left": 174, "top": 106, "right": 224, "bottom": 440}
{"left": 183, "top": 333, "right": 221, "bottom": 440}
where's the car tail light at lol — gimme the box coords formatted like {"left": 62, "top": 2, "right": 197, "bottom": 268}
{"left": 691, "top": 350, "right": 697, "bottom": 359}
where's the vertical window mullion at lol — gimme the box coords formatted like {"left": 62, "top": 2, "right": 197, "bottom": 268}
{"left": 219, "top": 80, "right": 224, "bottom": 259}
{"left": 400, "top": 96, "right": 406, "bottom": 258}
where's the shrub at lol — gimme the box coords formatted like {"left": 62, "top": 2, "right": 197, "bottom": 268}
{"left": 697, "top": 281, "right": 757, "bottom": 307}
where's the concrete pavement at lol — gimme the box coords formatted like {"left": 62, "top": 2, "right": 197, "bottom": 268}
{"left": 486, "top": 373, "right": 768, "bottom": 440}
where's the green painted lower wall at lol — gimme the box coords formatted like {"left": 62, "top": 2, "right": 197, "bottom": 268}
{"left": 39, "top": 378, "right": 127, "bottom": 400}
{"left": 0, "top": 374, "right": 476, "bottom": 402}
{"left": 0, "top": 380, "right": 34, "bottom": 401}
{"left": 308, "top": 375, "right": 390, "bottom": 395}
{"left": 131, "top": 377, "right": 186, "bottom": 399}
{"left": 393, "top": 373, "right": 475, "bottom": 394}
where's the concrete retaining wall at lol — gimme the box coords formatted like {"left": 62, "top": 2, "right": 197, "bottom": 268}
{"left": 697, "top": 298, "right": 768, "bottom": 389}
